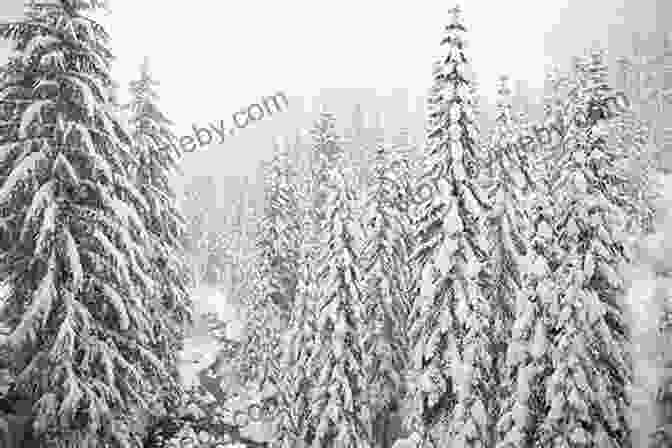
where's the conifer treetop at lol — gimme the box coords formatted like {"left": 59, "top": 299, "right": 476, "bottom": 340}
{"left": 496, "top": 75, "right": 513, "bottom": 119}
{"left": 532, "top": 48, "right": 636, "bottom": 448}
{"left": 407, "top": 6, "right": 492, "bottom": 440}
{"left": 446, "top": 4, "right": 465, "bottom": 33}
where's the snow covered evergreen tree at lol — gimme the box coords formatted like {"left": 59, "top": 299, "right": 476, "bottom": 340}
{"left": 296, "top": 114, "right": 372, "bottom": 448}
{"left": 0, "top": 1, "right": 175, "bottom": 446}
{"left": 125, "top": 55, "right": 192, "bottom": 411}
{"left": 406, "top": 5, "right": 491, "bottom": 445}
{"left": 532, "top": 67, "right": 576, "bottom": 188}
{"left": 310, "top": 111, "right": 345, "bottom": 232}
{"left": 480, "top": 75, "right": 535, "bottom": 448}
{"left": 233, "top": 145, "right": 301, "bottom": 397}
{"left": 224, "top": 246, "right": 267, "bottom": 387}
{"left": 273, "top": 143, "right": 337, "bottom": 446}
{"left": 494, "top": 77, "right": 560, "bottom": 448}
{"left": 389, "top": 128, "right": 421, "bottom": 222}
{"left": 600, "top": 97, "right": 659, "bottom": 236}
{"left": 180, "top": 174, "right": 227, "bottom": 285}
{"left": 533, "top": 49, "right": 636, "bottom": 448}
{"left": 360, "top": 132, "right": 414, "bottom": 448}
{"left": 276, "top": 215, "right": 320, "bottom": 448}
{"left": 485, "top": 73, "right": 533, "bottom": 309}
{"left": 256, "top": 145, "right": 301, "bottom": 316}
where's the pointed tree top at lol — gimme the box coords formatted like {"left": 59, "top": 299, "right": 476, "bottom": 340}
{"left": 497, "top": 74, "right": 511, "bottom": 89}
{"left": 449, "top": 4, "right": 462, "bottom": 21}
{"left": 589, "top": 39, "right": 603, "bottom": 53}
{"left": 588, "top": 46, "right": 606, "bottom": 64}
{"left": 271, "top": 138, "right": 287, "bottom": 170}
{"left": 585, "top": 49, "right": 610, "bottom": 92}
{"left": 444, "top": 3, "right": 466, "bottom": 34}
{"left": 496, "top": 75, "right": 512, "bottom": 105}
{"left": 375, "top": 110, "right": 384, "bottom": 130}
{"left": 141, "top": 55, "right": 151, "bottom": 74}
{"left": 495, "top": 75, "right": 513, "bottom": 124}
{"left": 273, "top": 135, "right": 286, "bottom": 152}
{"left": 571, "top": 55, "right": 588, "bottom": 75}
{"left": 318, "top": 102, "right": 331, "bottom": 116}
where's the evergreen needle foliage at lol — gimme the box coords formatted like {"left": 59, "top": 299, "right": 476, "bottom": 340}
{"left": 0, "top": 1, "right": 182, "bottom": 446}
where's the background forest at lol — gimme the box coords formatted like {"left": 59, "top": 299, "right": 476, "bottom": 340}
{"left": 0, "top": 1, "right": 672, "bottom": 448}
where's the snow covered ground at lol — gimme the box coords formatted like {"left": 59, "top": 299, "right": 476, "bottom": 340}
{"left": 176, "top": 284, "right": 278, "bottom": 442}
{"left": 178, "top": 284, "right": 244, "bottom": 386}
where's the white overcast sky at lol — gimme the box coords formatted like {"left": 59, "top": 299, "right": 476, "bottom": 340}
{"left": 97, "top": 0, "right": 649, "bottom": 126}
{"left": 101, "top": 0, "right": 564, "bottom": 128}
{"left": 0, "top": 0, "right": 663, "bottom": 176}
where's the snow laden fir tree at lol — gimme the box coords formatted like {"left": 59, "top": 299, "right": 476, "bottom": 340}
{"left": 359, "top": 131, "right": 414, "bottom": 448}
{"left": 124, "top": 55, "right": 192, "bottom": 412}
{"left": 480, "top": 75, "right": 537, "bottom": 448}
{"left": 255, "top": 144, "right": 301, "bottom": 317}
{"left": 238, "top": 145, "right": 301, "bottom": 393}
{"left": 407, "top": 6, "right": 494, "bottom": 447}
{"left": 494, "top": 71, "right": 560, "bottom": 448}
{"left": 277, "top": 212, "right": 321, "bottom": 448}
{"left": 505, "top": 50, "right": 643, "bottom": 448}
{"left": 310, "top": 112, "right": 346, "bottom": 232}
{"left": 279, "top": 116, "right": 344, "bottom": 447}
{"left": 542, "top": 49, "right": 637, "bottom": 448}
{"left": 0, "top": 0, "right": 183, "bottom": 446}
{"left": 297, "top": 113, "right": 373, "bottom": 447}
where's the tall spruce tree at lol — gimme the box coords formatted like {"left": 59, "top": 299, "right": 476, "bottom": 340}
{"left": 407, "top": 5, "right": 491, "bottom": 445}
{"left": 277, "top": 211, "right": 320, "bottom": 448}
{"left": 310, "top": 111, "right": 345, "bottom": 231}
{"left": 125, "top": 56, "right": 192, "bottom": 413}
{"left": 360, "top": 132, "right": 414, "bottom": 448}
{"left": 601, "top": 97, "right": 658, "bottom": 236}
{"left": 481, "top": 75, "right": 534, "bottom": 448}
{"left": 276, "top": 124, "right": 337, "bottom": 448}
{"left": 299, "top": 113, "right": 372, "bottom": 447}
{"left": 256, "top": 145, "right": 300, "bottom": 316}
{"left": 180, "top": 174, "right": 225, "bottom": 285}
{"left": 0, "top": 1, "right": 173, "bottom": 446}
{"left": 533, "top": 49, "right": 635, "bottom": 448}
{"left": 485, "top": 74, "right": 532, "bottom": 314}
{"left": 493, "top": 71, "right": 560, "bottom": 448}
{"left": 236, "top": 145, "right": 301, "bottom": 394}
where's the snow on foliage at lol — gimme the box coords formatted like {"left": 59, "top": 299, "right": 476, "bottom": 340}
{"left": 0, "top": 2, "right": 183, "bottom": 446}
{"left": 292, "top": 113, "right": 373, "bottom": 448}
{"left": 481, "top": 75, "right": 538, "bottom": 448}
{"left": 256, "top": 145, "right": 301, "bottom": 316}
{"left": 530, "top": 49, "right": 640, "bottom": 448}
{"left": 125, "top": 56, "right": 193, "bottom": 400}
{"left": 407, "top": 6, "right": 496, "bottom": 446}
{"left": 359, "top": 130, "right": 415, "bottom": 447}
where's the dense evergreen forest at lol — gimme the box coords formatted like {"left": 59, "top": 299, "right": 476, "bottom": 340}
{"left": 0, "top": 1, "right": 671, "bottom": 447}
